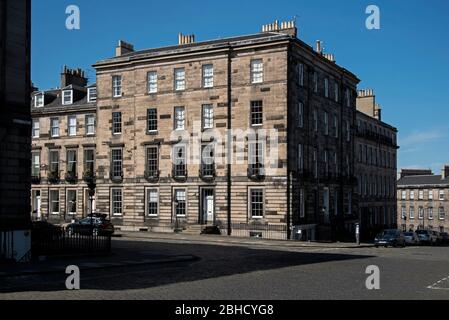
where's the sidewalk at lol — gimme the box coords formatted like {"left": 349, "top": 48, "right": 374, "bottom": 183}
{"left": 119, "top": 231, "right": 374, "bottom": 249}
{"left": 0, "top": 247, "right": 197, "bottom": 278}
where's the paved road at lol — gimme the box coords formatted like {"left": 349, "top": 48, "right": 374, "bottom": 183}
{"left": 1, "top": 236, "right": 449, "bottom": 300}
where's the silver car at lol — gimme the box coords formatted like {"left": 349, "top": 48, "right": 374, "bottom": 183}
{"left": 416, "top": 230, "right": 438, "bottom": 245}
{"left": 403, "top": 232, "right": 419, "bottom": 245}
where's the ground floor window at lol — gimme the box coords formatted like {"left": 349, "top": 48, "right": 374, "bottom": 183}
{"left": 49, "top": 190, "right": 60, "bottom": 215}
{"left": 146, "top": 189, "right": 158, "bottom": 217}
{"left": 111, "top": 188, "right": 123, "bottom": 216}
{"left": 299, "top": 188, "right": 305, "bottom": 218}
{"left": 174, "top": 189, "right": 186, "bottom": 217}
{"left": 250, "top": 188, "right": 264, "bottom": 218}
{"left": 67, "top": 190, "right": 77, "bottom": 215}
{"left": 439, "top": 207, "right": 445, "bottom": 220}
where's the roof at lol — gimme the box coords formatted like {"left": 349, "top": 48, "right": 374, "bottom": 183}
{"left": 31, "top": 86, "right": 95, "bottom": 114}
{"left": 93, "top": 31, "right": 359, "bottom": 81}
{"left": 398, "top": 175, "right": 449, "bottom": 187}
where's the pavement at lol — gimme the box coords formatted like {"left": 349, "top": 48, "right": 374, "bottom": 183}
{"left": 1, "top": 234, "right": 448, "bottom": 300}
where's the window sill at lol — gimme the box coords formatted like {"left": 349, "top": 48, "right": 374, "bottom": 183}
{"left": 147, "top": 130, "right": 158, "bottom": 135}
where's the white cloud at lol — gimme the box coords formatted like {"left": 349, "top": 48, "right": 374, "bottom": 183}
{"left": 400, "top": 130, "right": 443, "bottom": 147}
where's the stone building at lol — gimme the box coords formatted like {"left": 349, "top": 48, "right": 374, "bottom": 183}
{"left": 355, "top": 89, "right": 399, "bottom": 241}
{"left": 397, "top": 166, "right": 449, "bottom": 233}
{"left": 0, "top": 0, "right": 32, "bottom": 262}
{"left": 30, "top": 67, "right": 97, "bottom": 223}
{"left": 91, "top": 21, "right": 360, "bottom": 241}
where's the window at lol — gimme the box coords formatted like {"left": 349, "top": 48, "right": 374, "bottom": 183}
{"left": 334, "top": 82, "right": 339, "bottom": 102}
{"left": 298, "top": 63, "right": 304, "bottom": 86}
{"left": 298, "top": 144, "right": 303, "bottom": 173}
{"left": 250, "top": 101, "right": 263, "bottom": 126}
{"left": 299, "top": 188, "right": 305, "bottom": 218}
{"left": 111, "top": 148, "right": 123, "bottom": 180}
{"left": 410, "top": 207, "right": 415, "bottom": 220}
{"left": 201, "top": 144, "right": 215, "bottom": 177}
{"left": 439, "top": 207, "right": 445, "bottom": 220}
{"left": 66, "top": 149, "right": 77, "bottom": 175}
{"left": 333, "top": 115, "right": 338, "bottom": 138}
{"left": 67, "top": 190, "right": 77, "bottom": 215}
{"left": 401, "top": 190, "right": 406, "bottom": 200}
{"left": 84, "top": 149, "right": 95, "bottom": 175}
{"left": 324, "top": 112, "right": 329, "bottom": 135}
{"left": 112, "top": 75, "right": 122, "bottom": 97}
{"left": 250, "top": 59, "right": 263, "bottom": 84}
{"left": 410, "top": 191, "right": 415, "bottom": 200}
{"left": 147, "top": 189, "right": 158, "bottom": 216}
{"left": 335, "top": 152, "right": 339, "bottom": 176}
{"left": 313, "top": 109, "right": 318, "bottom": 132}
{"left": 111, "top": 189, "right": 123, "bottom": 216}
{"left": 50, "top": 118, "right": 60, "bottom": 137}
{"left": 324, "top": 78, "right": 329, "bottom": 98}
{"left": 173, "top": 145, "right": 186, "bottom": 177}
{"left": 313, "top": 148, "right": 318, "bottom": 179}
{"left": 146, "top": 146, "right": 159, "bottom": 176}
{"left": 419, "top": 190, "right": 424, "bottom": 200}
{"left": 174, "top": 68, "right": 186, "bottom": 91}
{"left": 202, "top": 65, "right": 214, "bottom": 88}
{"left": 49, "top": 150, "right": 59, "bottom": 174}
{"left": 248, "top": 140, "right": 264, "bottom": 174}
{"left": 313, "top": 72, "right": 318, "bottom": 93}
{"left": 174, "top": 189, "right": 186, "bottom": 217}
{"left": 174, "top": 106, "right": 185, "bottom": 130}
{"left": 439, "top": 190, "right": 445, "bottom": 201}
{"left": 31, "top": 152, "right": 40, "bottom": 177}
{"left": 62, "top": 90, "right": 73, "bottom": 105}
{"left": 50, "top": 190, "right": 60, "bottom": 215}
{"left": 86, "top": 114, "right": 96, "bottom": 135}
{"left": 147, "top": 71, "right": 158, "bottom": 93}
{"left": 401, "top": 206, "right": 406, "bottom": 219}
{"left": 35, "top": 93, "right": 44, "bottom": 107}
{"left": 428, "top": 190, "right": 433, "bottom": 200}
{"left": 417, "top": 207, "right": 424, "bottom": 220}
{"left": 297, "top": 102, "right": 304, "bottom": 128}
{"left": 68, "top": 115, "right": 77, "bottom": 136}
{"left": 147, "top": 108, "right": 158, "bottom": 132}
{"left": 202, "top": 105, "right": 214, "bottom": 130}
{"left": 112, "top": 112, "right": 122, "bottom": 134}
{"left": 324, "top": 150, "right": 329, "bottom": 176}
{"left": 32, "top": 119, "right": 40, "bottom": 138}
{"left": 87, "top": 87, "right": 97, "bottom": 102}
{"left": 250, "top": 189, "right": 264, "bottom": 218}
{"left": 428, "top": 207, "right": 434, "bottom": 220}
{"left": 346, "top": 121, "right": 351, "bottom": 142}
{"left": 345, "top": 88, "right": 351, "bottom": 107}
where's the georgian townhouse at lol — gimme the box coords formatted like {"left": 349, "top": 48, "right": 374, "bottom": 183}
{"left": 30, "top": 67, "right": 97, "bottom": 224}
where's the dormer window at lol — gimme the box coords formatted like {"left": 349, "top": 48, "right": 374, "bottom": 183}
{"left": 88, "top": 87, "right": 97, "bottom": 102}
{"left": 34, "top": 93, "right": 44, "bottom": 107}
{"left": 62, "top": 90, "right": 73, "bottom": 105}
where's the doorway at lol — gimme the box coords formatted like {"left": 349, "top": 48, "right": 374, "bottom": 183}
{"left": 84, "top": 188, "right": 96, "bottom": 217}
{"left": 200, "top": 188, "right": 215, "bottom": 225}
{"left": 31, "top": 190, "right": 41, "bottom": 220}
{"left": 323, "top": 188, "right": 330, "bottom": 224}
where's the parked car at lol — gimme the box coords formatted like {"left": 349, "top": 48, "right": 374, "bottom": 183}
{"left": 416, "top": 230, "right": 438, "bottom": 245}
{"left": 403, "top": 232, "right": 420, "bottom": 246}
{"left": 439, "top": 232, "right": 449, "bottom": 245}
{"left": 374, "top": 229, "right": 406, "bottom": 248}
{"left": 66, "top": 214, "right": 114, "bottom": 236}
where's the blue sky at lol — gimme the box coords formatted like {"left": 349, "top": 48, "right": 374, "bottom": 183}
{"left": 32, "top": 0, "right": 449, "bottom": 174}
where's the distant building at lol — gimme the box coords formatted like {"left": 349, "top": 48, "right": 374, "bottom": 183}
{"left": 397, "top": 166, "right": 449, "bottom": 233}
{"left": 30, "top": 67, "right": 97, "bottom": 223}
{"left": 355, "top": 90, "right": 399, "bottom": 240}
{"left": 0, "top": 0, "right": 32, "bottom": 262}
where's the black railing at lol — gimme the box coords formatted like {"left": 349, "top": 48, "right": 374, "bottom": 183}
{"left": 172, "top": 165, "right": 187, "bottom": 180}
{"left": 83, "top": 170, "right": 95, "bottom": 183}
{"left": 200, "top": 164, "right": 215, "bottom": 180}
{"left": 47, "top": 171, "right": 60, "bottom": 184}
{"left": 32, "top": 227, "right": 111, "bottom": 260}
{"left": 144, "top": 170, "right": 160, "bottom": 182}
{"left": 110, "top": 171, "right": 123, "bottom": 182}
{"left": 65, "top": 171, "right": 78, "bottom": 183}
{"left": 220, "top": 222, "right": 287, "bottom": 240}
{"left": 247, "top": 165, "right": 265, "bottom": 180}
{"left": 31, "top": 175, "right": 41, "bottom": 184}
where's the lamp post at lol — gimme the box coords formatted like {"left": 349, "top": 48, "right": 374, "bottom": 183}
{"left": 87, "top": 180, "right": 96, "bottom": 236}
{"left": 174, "top": 199, "right": 180, "bottom": 233}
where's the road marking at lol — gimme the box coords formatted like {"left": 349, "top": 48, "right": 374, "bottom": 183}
{"left": 427, "top": 276, "right": 449, "bottom": 290}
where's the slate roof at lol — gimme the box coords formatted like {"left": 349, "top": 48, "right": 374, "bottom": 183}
{"left": 398, "top": 174, "right": 449, "bottom": 187}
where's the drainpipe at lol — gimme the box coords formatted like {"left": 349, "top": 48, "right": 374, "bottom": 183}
{"left": 226, "top": 45, "right": 233, "bottom": 236}
{"left": 286, "top": 44, "right": 292, "bottom": 240}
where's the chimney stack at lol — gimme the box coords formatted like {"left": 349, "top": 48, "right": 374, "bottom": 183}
{"left": 442, "top": 165, "right": 449, "bottom": 179}
{"left": 116, "top": 40, "right": 134, "bottom": 57}
{"left": 261, "top": 19, "right": 297, "bottom": 37}
{"left": 60, "top": 66, "right": 87, "bottom": 88}
{"left": 178, "top": 33, "right": 195, "bottom": 45}
{"left": 316, "top": 40, "right": 322, "bottom": 54}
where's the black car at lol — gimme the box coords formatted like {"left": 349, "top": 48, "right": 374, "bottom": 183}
{"left": 374, "top": 229, "right": 406, "bottom": 248}
{"left": 440, "top": 232, "right": 449, "bottom": 245}
{"left": 66, "top": 214, "right": 114, "bottom": 236}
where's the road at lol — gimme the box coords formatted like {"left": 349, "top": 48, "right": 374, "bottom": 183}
{"left": 1, "top": 235, "right": 449, "bottom": 300}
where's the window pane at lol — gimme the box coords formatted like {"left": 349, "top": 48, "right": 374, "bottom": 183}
{"left": 250, "top": 189, "right": 264, "bottom": 217}
{"left": 147, "top": 108, "right": 158, "bottom": 131}
{"left": 250, "top": 101, "right": 263, "bottom": 125}
{"left": 202, "top": 105, "right": 213, "bottom": 129}
{"left": 148, "top": 72, "right": 158, "bottom": 93}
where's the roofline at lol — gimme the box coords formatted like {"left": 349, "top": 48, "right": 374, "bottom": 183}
{"left": 356, "top": 110, "right": 398, "bottom": 131}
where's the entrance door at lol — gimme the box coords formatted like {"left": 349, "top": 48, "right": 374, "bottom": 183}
{"left": 32, "top": 190, "right": 41, "bottom": 220}
{"left": 84, "top": 189, "right": 96, "bottom": 217}
{"left": 200, "top": 188, "right": 214, "bottom": 225}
